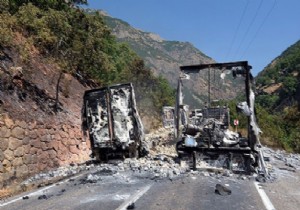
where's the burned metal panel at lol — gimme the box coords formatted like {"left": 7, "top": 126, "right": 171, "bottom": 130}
{"left": 83, "top": 88, "right": 111, "bottom": 148}
{"left": 180, "top": 61, "right": 251, "bottom": 73}
{"left": 130, "top": 84, "right": 145, "bottom": 147}
{"left": 109, "top": 84, "right": 135, "bottom": 146}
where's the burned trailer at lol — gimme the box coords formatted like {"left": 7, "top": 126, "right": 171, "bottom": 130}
{"left": 82, "top": 83, "right": 147, "bottom": 161}
{"left": 173, "top": 61, "right": 268, "bottom": 175}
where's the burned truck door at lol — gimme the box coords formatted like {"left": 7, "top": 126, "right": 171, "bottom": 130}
{"left": 83, "top": 88, "right": 111, "bottom": 149}
{"left": 82, "top": 83, "right": 146, "bottom": 161}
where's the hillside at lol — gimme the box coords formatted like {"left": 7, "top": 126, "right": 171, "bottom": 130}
{"left": 256, "top": 40, "right": 300, "bottom": 111}
{"left": 101, "top": 11, "right": 213, "bottom": 85}
{"left": 255, "top": 40, "right": 300, "bottom": 152}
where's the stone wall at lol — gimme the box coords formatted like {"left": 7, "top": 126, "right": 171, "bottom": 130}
{"left": 0, "top": 114, "right": 90, "bottom": 188}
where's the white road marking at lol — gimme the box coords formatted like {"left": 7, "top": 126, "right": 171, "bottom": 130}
{"left": 254, "top": 181, "right": 276, "bottom": 210}
{"left": 115, "top": 184, "right": 152, "bottom": 210}
{"left": 0, "top": 174, "right": 83, "bottom": 207}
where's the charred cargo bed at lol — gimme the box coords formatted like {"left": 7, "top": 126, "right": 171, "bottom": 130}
{"left": 82, "top": 83, "right": 146, "bottom": 161}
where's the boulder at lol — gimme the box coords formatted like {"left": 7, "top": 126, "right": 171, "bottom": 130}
{"left": 0, "top": 137, "right": 9, "bottom": 151}
{"left": 0, "top": 126, "right": 11, "bottom": 138}
{"left": 4, "top": 149, "right": 14, "bottom": 161}
{"left": 11, "top": 127, "right": 25, "bottom": 139}
{"left": 14, "top": 147, "right": 24, "bottom": 157}
{"left": 8, "top": 137, "right": 23, "bottom": 150}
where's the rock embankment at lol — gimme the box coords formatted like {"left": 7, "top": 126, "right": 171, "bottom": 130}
{"left": 0, "top": 114, "right": 90, "bottom": 189}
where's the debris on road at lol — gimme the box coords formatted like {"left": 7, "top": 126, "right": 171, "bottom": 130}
{"left": 38, "top": 194, "right": 48, "bottom": 200}
{"left": 22, "top": 196, "right": 29, "bottom": 200}
{"left": 127, "top": 203, "right": 135, "bottom": 209}
{"left": 56, "top": 189, "right": 66, "bottom": 196}
{"left": 215, "top": 184, "right": 232, "bottom": 196}
{"left": 255, "top": 174, "right": 266, "bottom": 183}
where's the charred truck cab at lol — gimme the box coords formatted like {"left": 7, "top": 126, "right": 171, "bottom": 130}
{"left": 82, "top": 83, "right": 147, "bottom": 161}
{"left": 173, "top": 61, "right": 268, "bottom": 175}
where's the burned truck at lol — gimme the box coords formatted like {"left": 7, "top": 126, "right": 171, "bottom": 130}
{"left": 82, "top": 83, "right": 147, "bottom": 161}
{"left": 172, "top": 61, "right": 267, "bottom": 175}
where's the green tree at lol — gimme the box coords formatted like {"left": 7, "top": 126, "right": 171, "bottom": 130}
{"left": 8, "top": 0, "right": 87, "bottom": 13}
{"left": 256, "top": 94, "right": 279, "bottom": 109}
{"left": 282, "top": 76, "right": 297, "bottom": 96}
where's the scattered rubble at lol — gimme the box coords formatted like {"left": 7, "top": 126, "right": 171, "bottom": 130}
{"left": 260, "top": 146, "right": 300, "bottom": 182}
{"left": 21, "top": 163, "right": 94, "bottom": 188}
{"left": 18, "top": 128, "right": 300, "bottom": 194}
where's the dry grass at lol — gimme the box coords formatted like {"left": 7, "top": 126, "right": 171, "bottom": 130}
{"left": 262, "top": 83, "right": 282, "bottom": 94}
{"left": 0, "top": 188, "right": 14, "bottom": 199}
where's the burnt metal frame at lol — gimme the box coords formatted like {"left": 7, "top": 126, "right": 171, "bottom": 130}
{"left": 175, "top": 61, "right": 256, "bottom": 170}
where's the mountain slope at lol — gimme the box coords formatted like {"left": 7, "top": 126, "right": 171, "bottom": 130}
{"left": 102, "top": 12, "right": 213, "bottom": 86}
{"left": 255, "top": 40, "right": 300, "bottom": 152}
{"left": 256, "top": 40, "right": 300, "bottom": 111}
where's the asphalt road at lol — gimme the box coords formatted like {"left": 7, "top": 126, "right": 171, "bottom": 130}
{"left": 0, "top": 170, "right": 268, "bottom": 210}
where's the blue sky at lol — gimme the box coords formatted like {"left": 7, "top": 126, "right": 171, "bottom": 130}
{"left": 86, "top": 0, "right": 300, "bottom": 76}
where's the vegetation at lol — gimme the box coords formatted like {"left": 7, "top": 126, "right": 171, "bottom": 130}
{"left": 0, "top": 0, "right": 175, "bottom": 127}
{"left": 256, "top": 40, "right": 300, "bottom": 109}
{"left": 225, "top": 98, "right": 300, "bottom": 152}
{"left": 255, "top": 40, "right": 300, "bottom": 152}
